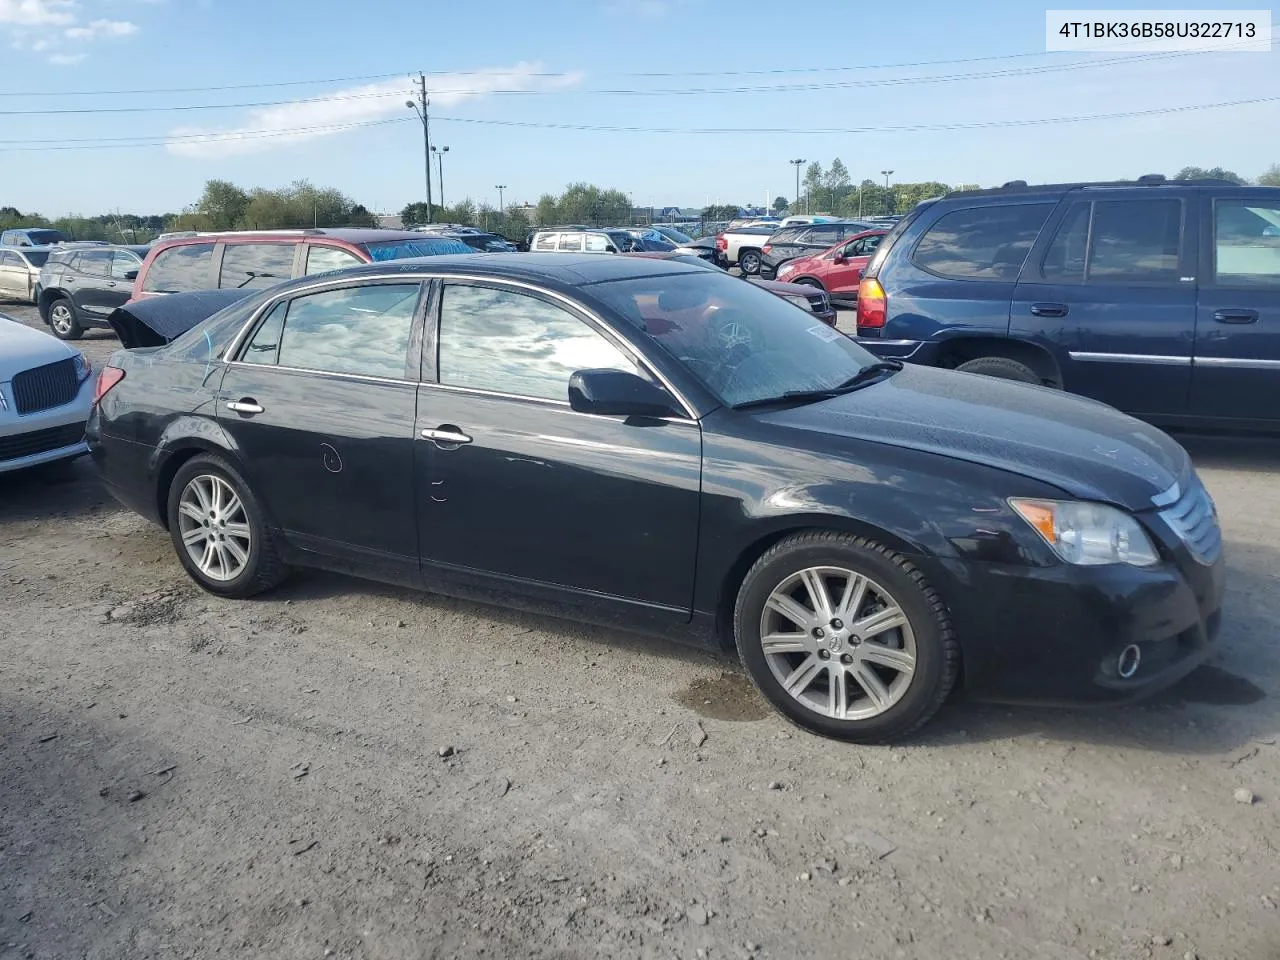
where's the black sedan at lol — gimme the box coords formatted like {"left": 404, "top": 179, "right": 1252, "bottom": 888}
{"left": 87, "top": 255, "right": 1225, "bottom": 742}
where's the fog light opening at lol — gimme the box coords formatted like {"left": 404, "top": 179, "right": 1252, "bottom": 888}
{"left": 1117, "top": 644, "right": 1142, "bottom": 679}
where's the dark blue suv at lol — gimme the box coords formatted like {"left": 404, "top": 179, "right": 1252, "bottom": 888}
{"left": 855, "top": 176, "right": 1280, "bottom": 431}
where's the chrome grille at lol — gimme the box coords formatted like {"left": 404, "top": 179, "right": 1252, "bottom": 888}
{"left": 805, "top": 291, "right": 831, "bottom": 314}
{"left": 1158, "top": 478, "right": 1221, "bottom": 565}
{"left": 11, "top": 358, "right": 78, "bottom": 415}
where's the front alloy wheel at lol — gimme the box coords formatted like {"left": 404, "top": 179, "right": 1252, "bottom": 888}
{"left": 735, "top": 532, "right": 958, "bottom": 742}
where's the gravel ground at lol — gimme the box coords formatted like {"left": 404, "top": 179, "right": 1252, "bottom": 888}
{"left": 2, "top": 300, "right": 1279, "bottom": 960}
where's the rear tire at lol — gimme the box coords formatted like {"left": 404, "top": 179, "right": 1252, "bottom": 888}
{"left": 48, "top": 297, "right": 83, "bottom": 341}
{"left": 738, "top": 250, "right": 762, "bottom": 275}
{"left": 954, "top": 355, "right": 1042, "bottom": 385}
{"left": 166, "top": 454, "right": 289, "bottom": 599}
{"left": 733, "top": 531, "right": 958, "bottom": 743}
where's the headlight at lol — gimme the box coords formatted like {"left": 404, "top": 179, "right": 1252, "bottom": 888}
{"left": 781, "top": 295, "right": 811, "bottom": 311}
{"left": 1009, "top": 498, "right": 1159, "bottom": 566}
{"left": 777, "top": 263, "right": 796, "bottom": 275}
{"left": 73, "top": 351, "right": 92, "bottom": 383}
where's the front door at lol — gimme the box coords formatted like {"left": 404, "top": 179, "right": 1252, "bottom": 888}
{"left": 1012, "top": 192, "right": 1198, "bottom": 416}
{"left": 416, "top": 280, "right": 702, "bottom": 622}
{"left": 216, "top": 279, "right": 426, "bottom": 581}
{"left": 826, "top": 233, "right": 881, "bottom": 298}
{"left": 1190, "top": 191, "right": 1280, "bottom": 424}
{"left": 0, "top": 251, "right": 26, "bottom": 300}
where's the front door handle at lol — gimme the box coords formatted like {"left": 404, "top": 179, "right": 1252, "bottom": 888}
{"left": 421, "top": 425, "right": 473, "bottom": 448}
{"left": 105, "top": 281, "right": 117, "bottom": 288}
{"left": 1213, "top": 309, "right": 1259, "bottom": 324}
{"left": 1030, "top": 302, "right": 1069, "bottom": 318}
{"left": 225, "top": 398, "right": 264, "bottom": 415}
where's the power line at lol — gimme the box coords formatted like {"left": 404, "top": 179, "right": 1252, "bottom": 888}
{"left": 0, "top": 95, "right": 1273, "bottom": 152}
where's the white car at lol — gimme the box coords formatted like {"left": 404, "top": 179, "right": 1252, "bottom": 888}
{"left": 0, "top": 312, "right": 94, "bottom": 473}
{"left": 0, "top": 246, "right": 54, "bottom": 304}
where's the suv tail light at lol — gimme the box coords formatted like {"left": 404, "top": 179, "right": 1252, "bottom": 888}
{"left": 762, "top": 244, "right": 772, "bottom": 254}
{"left": 715, "top": 235, "right": 727, "bottom": 251}
{"left": 856, "top": 278, "right": 887, "bottom": 328}
{"left": 93, "top": 367, "right": 125, "bottom": 406}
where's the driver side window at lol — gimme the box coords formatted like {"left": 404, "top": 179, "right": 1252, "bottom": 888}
{"left": 437, "top": 284, "right": 641, "bottom": 402}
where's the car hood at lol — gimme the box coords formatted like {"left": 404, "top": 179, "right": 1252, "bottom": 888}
{"left": 765, "top": 364, "right": 1188, "bottom": 510}
{"left": 749, "top": 277, "right": 825, "bottom": 297}
{"left": 0, "top": 314, "right": 75, "bottom": 380}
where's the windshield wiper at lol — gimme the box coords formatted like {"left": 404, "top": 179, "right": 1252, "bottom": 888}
{"left": 731, "top": 360, "right": 904, "bottom": 411}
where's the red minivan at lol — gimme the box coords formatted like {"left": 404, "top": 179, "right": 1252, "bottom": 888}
{"left": 771, "top": 229, "right": 887, "bottom": 305}
{"left": 128, "top": 229, "right": 473, "bottom": 301}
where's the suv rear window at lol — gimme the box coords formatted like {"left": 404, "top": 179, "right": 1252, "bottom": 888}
{"left": 219, "top": 242, "right": 297, "bottom": 289}
{"left": 143, "top": 243, "right": 215, "bottom": 293}
{"left": 912, "top": 203, "right": 1054, "bottom": 281}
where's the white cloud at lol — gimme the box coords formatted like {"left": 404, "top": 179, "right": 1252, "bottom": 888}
{"left": 166, "top": 62, "right": 584, "bottom": 159}
{"left": 47, "top": 50, "right": 83, "bottom": 64}
{"left": 0, "top": 0, "right": 75, "bottom": 26}
{"left": 65, "top": 17, "right": 136, "bottom": 38}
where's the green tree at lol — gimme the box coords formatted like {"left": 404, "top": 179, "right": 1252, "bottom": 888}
{"left": 801, "top": 161, "right": 823, "bottom": 211}
{"left": 1257, "top": 163, "right": 1280, "bottom": 186}
{"left": 1173, "top": 166, "right": 1246, "bottom": 184}
{"left": 197, "top": 179, "right": 250, "bottom": 230}
{"left": 822, "top": 158, "right": 851, "bottom": 214}
{"left": 772, "top": 196, "right": 789, "bottom": 214}
{"left": 702, "top": 204, "right": 741, "bottom": 221}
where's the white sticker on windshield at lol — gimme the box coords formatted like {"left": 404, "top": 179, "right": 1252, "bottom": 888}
{"left": 806, "top": 324, "right": 842, "bottom": 342}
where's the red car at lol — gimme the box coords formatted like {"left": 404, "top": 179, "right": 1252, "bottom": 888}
{"left": 771, "top": 229, "right": 887, "bottom": 305}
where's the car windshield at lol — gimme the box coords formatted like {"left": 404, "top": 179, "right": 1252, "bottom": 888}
{"left": 591, "top": 271, "right": 877, "bottom": 407}
{"left": 23, "top": 251, "right": 49, "bottom": 266}
{"left": 655, "top": 227, "right": 694, "bottom": 244}
{"left": 362, "top": 238, "right": 473, "bottom": 260}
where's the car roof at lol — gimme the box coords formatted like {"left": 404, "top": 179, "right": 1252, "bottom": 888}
{"left": 273, "top": 252, "right": 712, "bottom": 290}
{"left": 940, "top": 175, "right": 1277, "bottom": 200}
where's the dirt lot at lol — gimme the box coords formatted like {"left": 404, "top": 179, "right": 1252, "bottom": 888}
{"left": 2, "top": 302, "right": 1279, "bottom": 960}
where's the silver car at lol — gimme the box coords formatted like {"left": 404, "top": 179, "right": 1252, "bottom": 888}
{"left": 0, "top": 246, "right": 53, "bottom": 304}
{"left": 0, "top": 312, "right": 94, "bottom": 472}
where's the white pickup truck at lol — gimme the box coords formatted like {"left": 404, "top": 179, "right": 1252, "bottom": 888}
{"left": 715, "top": 225, "right": 778, "bottom": 275}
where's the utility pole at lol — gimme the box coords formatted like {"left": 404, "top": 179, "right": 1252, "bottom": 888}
{"left": 790, "top": 158, "right": 805, "bottom": 209}
{"left": 881, "top": 169, "right": 894, "bottom": 216}
{"left": 432, "top": 145, "right": 449, "bottom": 211}
{"left": 406, "top": 74, "right": 434, "bottom": 223}
{"left": 495, "top": 185, "right": 507, "bottom": 215}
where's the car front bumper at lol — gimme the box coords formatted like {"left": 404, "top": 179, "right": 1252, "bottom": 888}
{"left": 921, "top": 541, "right": 1225, "bottom": 705}
{"left": 0, "top": 376, "right": 92, "bottom": 473}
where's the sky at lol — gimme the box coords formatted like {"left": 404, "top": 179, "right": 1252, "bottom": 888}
{"left": 2, "top": 0, "right": 1277, "bottom": 216}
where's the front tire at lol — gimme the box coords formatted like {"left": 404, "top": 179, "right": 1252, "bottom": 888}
{"left": 738, "top": 250, "right": 762, "bottom": 275}
{"left": 734, "top": 532, "right": 958, "bottom": 743}
{"left": 166, "top": 454, "right": 288, "bottom": 599}
{"left": 48, "top": 297, "right": 83, "bottom": 340}
{"left": 792, "top": 278, "right": 824, "bottom": 290}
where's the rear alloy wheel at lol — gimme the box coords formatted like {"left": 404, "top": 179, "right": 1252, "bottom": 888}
{"left": 48, "top": 298, "right": 83, "bottom": 340}
{"left": 166, "top": 454, "right": 287, "bottom": 598}
{"left": 954, "top": 356, "right": 1042, "bottom": 385}
{"left": 734, "top": 532, "right": 958, "bottom": 742}
{"left": 738, "top": 250, "right": 762, "bottom": 275}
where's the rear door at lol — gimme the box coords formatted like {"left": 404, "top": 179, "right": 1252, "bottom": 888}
{"left": 1190, "top": 191, "right": 1280, "bottom": 423}
{"left": 69, "top": 249, "right": 116, "bottom": 316}
{"left": 216, "top": 279, "right": 426, "bottom": 582}
{"left": 827, "top": 233, "right": 883, "bottom": 296}
{"left": 1012, "top": 191, "right": 1196, "bottom": 416}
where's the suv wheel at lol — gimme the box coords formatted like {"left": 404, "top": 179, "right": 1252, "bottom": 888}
{"left": 738, "top": 250, "right": 762, "bottom": 275}
{"left": 734, "top": 532, "right": 959, "bottom": 743}
{"left": 955, "top": 356, "right": 1042, "bottom": 385}
{"left": 48, "top": 297, "right": 83, "bottom": 340}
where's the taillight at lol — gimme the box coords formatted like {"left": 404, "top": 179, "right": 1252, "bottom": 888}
{"left": 762, "top": 244, "right": 772, "bottom": 253}
{"left": 856, "top": 278, "right": 887, "bottom": 328}
{"left": 715, "top": 235, "right": 727, "bottom": 251}
{"left": 93, "top": 367, "right": 125, "bottom": 406}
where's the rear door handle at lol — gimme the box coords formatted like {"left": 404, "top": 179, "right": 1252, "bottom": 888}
{"left": 1213, "top": 309, "right": 1259, "bottom": 324}
{"left": 225, "top": 398, "right": 264, "bottom": 415}
{"left": 105, "top": 281, "right": 117, "bottom": 288}
{"left": 1030, "top": 303, "right": 1068, "bottom": 318}
{"left": 421, "top": 426, "right": 472, "bottom": 448}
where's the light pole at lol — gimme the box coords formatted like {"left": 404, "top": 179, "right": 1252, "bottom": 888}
{"left": 431, "top": 145, "right": 449, "bottom": 212}
{"left": 881, "top": 169, "right": 894, "bottom": 215}
{"left": 406, "top": 73, "right": 433, "bottom": 223}
{"left": 495, "top": 185, "right": 507, "bottom": 216}
{"left": 789, "top": 158, "right": 805, "bottom": 209}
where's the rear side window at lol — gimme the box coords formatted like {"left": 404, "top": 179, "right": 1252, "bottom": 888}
{"left": 274, "top": 283, "right": 421, "bottom": 379}
{"left": 802, "top": 226, "right": 842, "bottom": 245}
{"left": 77, "top": 250, "right": 112, "bottom": 278}
{"left": 1043, "top": 199, "right": 1182, "bottom": 284}
{"left": 585, "top": 233, "right": 610, "bottom": 252}
{"left": 1214, "top": 199, "right": 1280, "bottom": 286}
{"left": 143, "top": 243, "right": 215, "bottom": 293}
{"left": 0, "top": 251, "right": 18, "bottom": 267}
{"left": 912, "top": 203, "right": 1054, "bottom": 281}
{"left": 534, "top": 234, "right": 557, "bottom": 251}
{"left": 305, "top": 244, "right": 363, "bottom": 275}
{"left": 219, "top": 243, "right": 297, "bottom": 289}
{"left": 558, "top": 234, "right": 584, "bottom": 252}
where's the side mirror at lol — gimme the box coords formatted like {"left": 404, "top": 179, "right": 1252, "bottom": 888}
{"left": 568, "top": 369, "right": 678, "bottom": 418}
{"left": 833, "top": 255, "right": 847, "bottom": 265}
{"left": 124, "top": 269, "right": 139, "bottom": 281}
